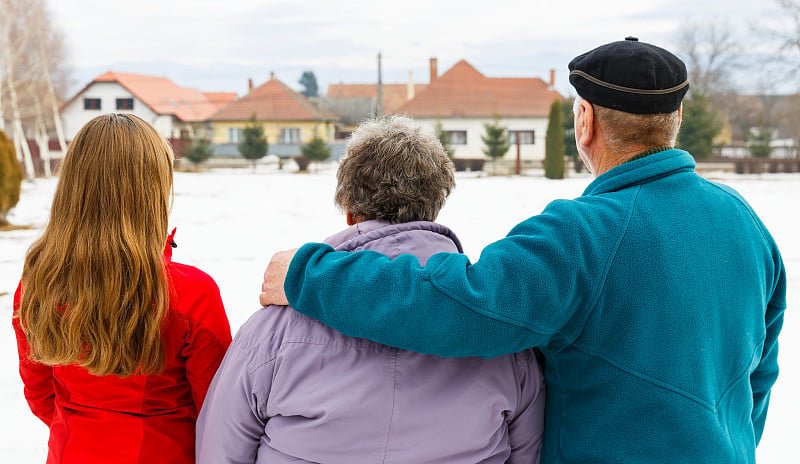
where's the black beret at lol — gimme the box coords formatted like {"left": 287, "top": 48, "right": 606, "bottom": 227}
{"left": 568, "top": 37, "right": 689, "bottom": 114}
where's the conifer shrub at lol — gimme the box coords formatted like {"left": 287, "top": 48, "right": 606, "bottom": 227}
{"left": 0, "top": 129, "right": 23, "bottom": 226}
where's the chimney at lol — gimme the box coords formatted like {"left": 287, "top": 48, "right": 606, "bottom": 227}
{"left": 549, "top": 69, "right": 555, "bottom": 89}
{"left": 407, "top": 71, "right": 415, "bottom": 100}
{"left": 429, "top": 57, "right": 438, "bottom": 83}
{"left": 270, "top": 71, "right": 275, "bottom": 80}
{"left": 248, "top": 78, "right": 253, "bottom": 91}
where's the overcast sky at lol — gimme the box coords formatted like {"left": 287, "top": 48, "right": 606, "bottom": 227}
{"left": 46, "top": 0, "right": 788, "bottom": 99}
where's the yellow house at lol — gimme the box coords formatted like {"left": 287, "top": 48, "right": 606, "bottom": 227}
{"left": 210, "top": 75, "right": 339, "bottom": 151}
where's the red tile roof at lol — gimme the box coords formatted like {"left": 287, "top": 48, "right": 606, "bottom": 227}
{"left": 396, "top": 60, "right": 562, "bottom": 118}
{"left": 327, "top": 83, "right": 428, "bottom": 113}
{"left": 204, "top": 92, "right": 238, "bottom": 108}
{"left": 83, "top": 71, "right": 230, "bottom": 121}
{"left": 211, "top": 78, "right": 339, "bottom": 122}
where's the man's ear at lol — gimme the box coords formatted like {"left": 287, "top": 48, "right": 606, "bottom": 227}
{"left": 576, "top": 99, "right": 595, "bottom": 147}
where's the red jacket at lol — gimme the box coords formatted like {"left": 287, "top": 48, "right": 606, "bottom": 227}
{"left": 13, "top": 232, "right": 232, "bottom": 464}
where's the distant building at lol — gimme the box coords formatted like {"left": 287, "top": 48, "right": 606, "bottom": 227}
{"left": 323, "top": 76, "right": 428, "bottom": 138}
{"left": 61, "top": 71, "right": 236, "bottom": 144}
{"left": 397, "top": 58, "right": 562, "bottom": 162}
{"left": 209, "top": 74, "right": 339, "bottom": 158}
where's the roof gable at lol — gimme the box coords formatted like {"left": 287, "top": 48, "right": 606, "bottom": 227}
{"left": 211, "top": 78, "right": 338, "bottom": 122}
{"left": 397, "top": 59, "right": 561, "bottom": 118}
{"left": 88, "top": 71, "right": 225, "bottom": 121}
{"left": 436, "top": 59, "right": 485, "bottom": 83}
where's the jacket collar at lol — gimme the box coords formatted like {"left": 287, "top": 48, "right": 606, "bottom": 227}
{"left": 163, "top": 228, "right": 177, "bottom": 262}
{"left": 324, "top": 219, "right": 464, "bottom": 253}
{"left": 583, "top": 149, "right": 696, "bottom": 196}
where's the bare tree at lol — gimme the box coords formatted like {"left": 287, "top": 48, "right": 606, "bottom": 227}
{"left": 676, "top": 21, "right": 741, "bottom": 96}
{"left": 0, "top": 0, "right": 69, "bottom": 178}
{"left": 1, "top": 0, "right": 36, "bottom": 178}
{"left": 31, "top": 0, "right": 68, "bottom": 164}
{"left": 766, "top": 0, "right": 800, "bottom": 64}
{"left": 749, "top": 1, "right": 800, "bottom": 150}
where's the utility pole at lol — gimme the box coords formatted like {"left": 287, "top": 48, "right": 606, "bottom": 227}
{"left": 376, "top": 52, "right": 383, "bottom": 117}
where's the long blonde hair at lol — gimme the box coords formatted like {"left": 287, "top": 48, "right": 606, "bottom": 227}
{"left": 18, "top": 113, "right": 174, "bottom": 377}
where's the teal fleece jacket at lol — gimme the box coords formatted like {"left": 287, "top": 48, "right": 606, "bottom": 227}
{"left": 285, "top": 149, "right": 786, "bottom": 463}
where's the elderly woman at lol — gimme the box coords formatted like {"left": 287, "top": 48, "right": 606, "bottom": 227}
{"left": 196, "top": 116, "right": 545, "bottom": 464}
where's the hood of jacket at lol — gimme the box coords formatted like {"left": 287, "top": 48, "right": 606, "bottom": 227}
{"left": 323, "top": 219, "right": 463, "bottom": 266}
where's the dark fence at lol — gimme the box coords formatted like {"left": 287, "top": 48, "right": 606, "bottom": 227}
{"left": 453, "top": 158, "right": 486, "bottom": 172}
{"left": 732, "top": 158, "right": 800, "bottom": 174}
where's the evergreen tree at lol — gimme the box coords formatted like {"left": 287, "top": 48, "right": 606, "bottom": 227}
{"left": 561, "top": 99, "right": 583, "bottom": 173}
{"left": 481, "top": 117, "right": 510, "bottom": 174}
{"left": 238, "top": 115, "right": 269, "bottom": 171}
{"left": 298, "top": 71, "right": 319, "bottom": 97}
{"left": 0, "top": 129, "right": 23, "bottom": 226}
{"left": 545, "top": 100, "right": 566, "bottom": 179}
{"left": 748, "top": 123, "right": 773, "bottom": 158}
{"left": 434, "top": 121, "right": 455, "bottom": 159}
{"left": 183, "top": 131, "right": 213, "bottom": 170}
{"left": 677, "top": 91, "right": 721, "bottom": 160}
{"left": 300, "top": 135, "right": 331, "bottom": 171}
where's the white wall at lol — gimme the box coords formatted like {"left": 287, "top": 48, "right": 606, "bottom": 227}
{"left": 61, "top": 82, "right": 169, "bottom": 140}
{"left": 418, "top": 116, "right": 550, "bottom": 160}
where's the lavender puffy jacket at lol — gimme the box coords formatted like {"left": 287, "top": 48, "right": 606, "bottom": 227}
{"left": 197, "top": 220, "right": 545, "bottom": 464}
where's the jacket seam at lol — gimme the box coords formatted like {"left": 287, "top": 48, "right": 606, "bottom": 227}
{"left": 381, "top": 350, "right": 398, "bottom": 464}
{"left": 427, "top": 268, "right": 555, "bottom": 337}
{"left": 571, "top": 334, "right": 768, "bottom": 413}
{"left": 280, "top": 337, "right": 396, "bottom": 354}
{"left": 570, "top": 341, "right": 715, "bottom": 410}
{"left": 427, "top": 189, "right": 640, "bottom": 346}
{"left": 716, "top": 335, "right": 769, "bottom": 407}
{"left": 565, "top": 186, "right": 641, "bottom": 345}
{"left": 706, "top": 180, "right": 786, "bottom": 303}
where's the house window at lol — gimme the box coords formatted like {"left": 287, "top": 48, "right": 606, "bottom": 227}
{"left": 444, "top": 130, "right": 467, "bottom": 145}
{"left": 84, "top": 98, "right": 101, "bottom": 110}
{"left": 228, "top": 128, "right": 242, "bottom": 143}
{"left": 280, "top": 128, "right": 301, "bottom": 144}
{"left": 116, "top": 98, "right": 134, "bottom": 110}
{"left": 509, "top": 130, "right": 535, "bottom": 145}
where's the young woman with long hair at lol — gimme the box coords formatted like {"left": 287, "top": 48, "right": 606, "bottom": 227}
{"left": 13, "top": 113, "right": 231, "bottom": 463}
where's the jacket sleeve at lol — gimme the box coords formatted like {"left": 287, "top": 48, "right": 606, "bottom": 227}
{"left": 12, "top": 283, "right": 55, "bottom": 426}
{"left": 507, "top": 350, "right": 546, "bottom": 464}
{"left": 285, "top": 200, "right": 613, "bottom": 358}
{"left": 196, "top": 314, "right": 274, "bottom": 464}
{"left": 750, "top": 253, "right": 787, "bottom": 444}
{"left": 177, "top": 273, "right": 232, "bottom": 411}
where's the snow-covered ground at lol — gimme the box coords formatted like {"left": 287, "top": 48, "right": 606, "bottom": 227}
{"left": 1, "top": 164, "right": 797, "bottom": 462}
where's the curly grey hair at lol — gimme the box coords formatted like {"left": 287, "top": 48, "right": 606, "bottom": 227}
{"left": 335, "top": 116, "right": 455, "bottom": 223}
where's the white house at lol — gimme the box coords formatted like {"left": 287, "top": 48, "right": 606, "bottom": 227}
{"left": 61, "top": 71, "right": 235, "bottom": 142}
{"left": 395, "top": 59, "right": 562, "bottom": 163}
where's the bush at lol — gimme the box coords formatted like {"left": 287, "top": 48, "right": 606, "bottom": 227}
{"left": 0, "top": 129, "right": 23, "bottom": 226}
{"left": 301, "top": 137, "right": 331, "bottom": 163}
{"left": 293, "top": 155, "right": 311, "bottom": 171}
{"left": 184, "top": 136, "right": 213, "bottom": 169}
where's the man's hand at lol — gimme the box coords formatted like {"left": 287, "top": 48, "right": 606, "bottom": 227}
{"left": 259, "top": 248, "right": 298, "bottom": 307}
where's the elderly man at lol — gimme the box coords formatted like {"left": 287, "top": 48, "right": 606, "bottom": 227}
{"left": 260, "top": 38, "right": 786, "bottom": 463}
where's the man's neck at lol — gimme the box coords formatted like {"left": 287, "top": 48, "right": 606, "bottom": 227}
{"left": 594, "top": 145, "right": 672, "bottom": 175}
